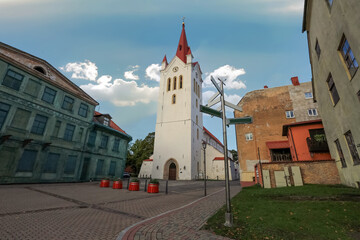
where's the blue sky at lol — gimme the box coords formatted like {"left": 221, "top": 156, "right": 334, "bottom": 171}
{"left": 0, "top": 0, "right": 310, "bottom": 150}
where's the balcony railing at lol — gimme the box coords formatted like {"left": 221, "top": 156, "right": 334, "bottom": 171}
{"left": 271, "top": 153, "right": 292, "bottom": 162}
{"left": 306, "top": 137, "right": 329, "bottom": 153}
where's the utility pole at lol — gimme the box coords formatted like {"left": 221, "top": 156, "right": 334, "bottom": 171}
{"left": 202, "top": 141, "right": 207, "bottom": 196}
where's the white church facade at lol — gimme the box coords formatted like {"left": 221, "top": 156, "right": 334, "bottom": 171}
{"left": 138, "top": 23, "right": 239, "bottom": 181}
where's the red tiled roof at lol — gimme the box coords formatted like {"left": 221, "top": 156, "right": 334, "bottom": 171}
{"left": 162, "top": 55, "right": 168, "bottom": 64}
{"left": 94, "top": 111, "right": 127, "bottom": 134}
{"left": 282, "top": 119, "right": 323, "bottom": 136}
{"left": 143, "top": 159, "right": 153, "bottom": 162}
{"left": 266, "top": 140, "right": 290, "bottom": 149}
{"left": 213, "top": 157, "right": 224, "bottom": 161}
{"left": 203, "top": 126, "right": 223, "bottom": 147}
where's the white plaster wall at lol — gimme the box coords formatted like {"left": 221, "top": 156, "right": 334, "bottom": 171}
{"left": 138, "top": 161, "right": 153, "bottom": 178}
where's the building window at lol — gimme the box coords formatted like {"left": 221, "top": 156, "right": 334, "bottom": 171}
{"left": 78, "top": 103, "right": 88, "bottom": 118}
{"left": 24, "top": 79, "right": 41, "bottom": 97}
{"left": 193, "top": 79, "right": 196, "bottom": 93}
{"left": 339, "top": 35, "right": 359, "bottom": 78}
{"left": 63, "top": 124, "right": 75, "bottom": 141}
{"left": 326, "top": 73, "right": 340, "bottom": 105}
{"left": 31, "top": 114, "right": 48, "bottom": 135}
{"left": 34, "top": 66, "right": 46, "bottom": 75}
{"left": 335, "top": 139, "right": 346, "bottom": 168}
{"left": 77, "top": 127, "right": 84, "bottom": 141}
{"left": 96, "top": 159, "right": 104, "bottom": 175}
{"left": 43, "top": 153, "right": 60, "bottom": 173}
{"left": 196, "top": 115, "right": 198, "bottom": 125}
{"left": 88, "top": 130, "right": 97, "bottom": 146}
{"left": 308, "top": 108, "right": 318, "bottom": 116}
{"left": 179, "top": 75, "right": 183, "bottom": 89}
{"left": 53, "top": 120, "right": 61, "bottom": 137}
{"left": 108, "top": 161, "right": 116, "bottom": 176}
{"left": 245, "top": 133, "right": 253, "bottom": 141}
{"left": 17, "top": 150, "right": 38, "bottom": 172}
{"left": 2, "top": 69, "right": 24, "bottom": 91}
{"left": 112, "top": 138, "right": 120, "bottom": 152}
{"left": 167, "top": 78, "right": 171, "bottom": 91}
{"left": 344, "top": 131, "right": 360, "bottom": 165}
{"left": 305, "top": 92, "right": 313, "bottom": 99}
{"left": 315, "top": 39, "right": 321, "bottom": 59}
{"left": 173, "top": 77, "right": 177, "bottom": 90}
{"left": 196, "top": 99, "right": 198, "bottom": 108}
{"left": 0, "top": 102, "right": 10, "bottom": 130}
{"left": 285, "top": 110, "right": 295, "bottom": 118}
{"left": 172, "top": 94, "right": 176, "bottom": 104}
{"left": 64, "top": 155, "right": 77, "bottom": 174}
{"left": 100, "top": 135, "right": 109, "bottom": 148}
{"left": 197, "top": 128, "right": 199, "bottom": 140}
{"left": 103, "top": 117, "right": 109, "bottom": 126}
{"left": 42, "top": 87, "right": 57, "bottom": 104}
{"left": 62, "top": 96, "right": 74, "bottom": 111}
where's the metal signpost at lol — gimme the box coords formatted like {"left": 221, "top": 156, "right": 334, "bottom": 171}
{"left": 200, "top": 76, "right": 253, "bottom": 227}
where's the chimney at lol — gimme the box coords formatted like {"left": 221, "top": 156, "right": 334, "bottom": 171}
{"left": 291, "top": 76, "right": 300, "bottom": 86}
{"left": 264, "top": 85, "right": 268, "bottom": 89}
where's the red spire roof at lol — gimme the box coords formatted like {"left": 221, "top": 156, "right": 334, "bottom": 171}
{"left": 176, "top": 23, "right": 190, "bottom": 63}
{"left": 162, "top": 55, "right": 168, "bottom": 64}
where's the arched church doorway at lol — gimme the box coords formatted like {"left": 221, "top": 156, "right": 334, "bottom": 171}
{"left": 163, "top": 159, "right": 179, "bottom": 180}
{"left": 169, "top": 163, "right": 176, "bottom": 180}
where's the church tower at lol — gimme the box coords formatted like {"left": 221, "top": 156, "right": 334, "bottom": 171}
{"left": 152, "top": 22, "right": 203, "bottom": 180}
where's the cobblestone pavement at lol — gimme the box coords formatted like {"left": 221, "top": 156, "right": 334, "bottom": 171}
{"left": 0, "top": 180, "right": 241, "bottom": 240}
{"left": 118, "top": 182, "right": 241, "bottom": 240}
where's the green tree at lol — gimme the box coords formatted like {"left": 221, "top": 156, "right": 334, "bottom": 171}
{"left": 126, "top": 132, "right": 155, "bottom": 173}
{"left": 229, "top": 149, "right": 238, "bottom": 162}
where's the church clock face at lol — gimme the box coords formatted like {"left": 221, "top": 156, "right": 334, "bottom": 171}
{"left": 172, "top": 66, "right": 179, "bottom": 72}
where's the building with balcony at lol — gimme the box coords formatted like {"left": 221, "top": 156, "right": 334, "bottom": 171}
{"left": 303, "top": 0, "right": 360, "bottom": 187}
{"left": 234, "top": 78, "right": 321, "bottom": 182}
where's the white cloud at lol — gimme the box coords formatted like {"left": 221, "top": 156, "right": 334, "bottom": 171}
{"left": 203, "top": 65, "right": 246, "bottom": 90}
{"left": 145, "top": 64, "right": 161, "bottom": 82}
{"left": 81, "top": 76, "right": 158, "bottom": 107}
{"left": 60, "top": 60, "right": 98, "bottom": 81}
{"left": 268, "top": 1, "right": 303, "bottom": 14}
{"left": 124, "top": 65, "right": 140, "bottom": 80}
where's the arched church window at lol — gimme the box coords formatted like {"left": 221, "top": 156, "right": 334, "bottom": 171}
{"left": 172, "top": 94, "right": 176, "bottom": 104}
{"left": 196, "top": 115, "right": 198, "bottom": 125}
{"left": 173, "top": 77, "right": 177, "bottom": 90}
{"left": 179, "top": 75, "right": 183, "bottom": 89}
{"left": 197, "top": 84, "right": 200, "bottom": 97}
{"left": 167, "top": 78, "right": 171, "bottom": 91}
{"left": 193, "top": 79, "right": 196, "bottom": 93}
{"left": 197, "top": 128, "right": 199, "bottom": 140}
{"left": 196, "top": 99, "right": 198, "bottom": 108}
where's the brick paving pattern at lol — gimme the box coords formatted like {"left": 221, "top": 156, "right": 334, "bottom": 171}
{"left": 0, "top": 181, "right": 240, "bottom": 240}
{"left": 119, "top": 183, "right": 240, "bottom": 240}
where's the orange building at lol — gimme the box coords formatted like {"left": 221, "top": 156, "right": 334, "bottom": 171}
{"left": 283, "top": 120, "right": 331, "bottom": 162}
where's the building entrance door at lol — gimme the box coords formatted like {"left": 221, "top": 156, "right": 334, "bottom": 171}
{"left": 169, "top": 163, "right": 176, "bottom": 180}
{"left": 80, "top": 158, "right": 90, "bottom": 181}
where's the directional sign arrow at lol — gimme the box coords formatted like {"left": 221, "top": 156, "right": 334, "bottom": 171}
{"left": 226, "top": 116, "right": 253, "bottom": 125}
{"left": 207, "top": 92, "right": 220, "bottom": 104}
{"left": 206, "top": 97, "right": 220, "bottom": 108}
{"left": 200, "top": 105, "right": 222, "bottom": 118}
{"left": 211, "top": 76, "right": 222, "bottom": 95}
{"left": 224, "top": 101, "right": 243, "bottom": 112}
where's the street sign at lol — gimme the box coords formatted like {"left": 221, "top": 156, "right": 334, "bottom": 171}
{"left": 226, "top": 116, "right": 253, "bottom": 125}
{"left": 200, "top": 105, "right": 222, "bottom": 118}
{"left": 207, "top": 97, "right": 220, "bottom": 107}
{"left": 211, "top": 76, "right": 222, "bottom": 95}
{"left": 225, "top": 101, "right": 243, "bottom": 112}
{"left": 208, "top": 92, "right": 220, "bottom": 104}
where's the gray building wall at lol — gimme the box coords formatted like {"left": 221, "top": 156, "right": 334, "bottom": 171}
{"left": 303, "top": 0, "right": 360, "bottom": 187}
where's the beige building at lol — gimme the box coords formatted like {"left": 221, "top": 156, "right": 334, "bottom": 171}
{"left": 303, "top": 0, "right": 360, "bottom": 188}
{"left": 234, "top": 79, "right": 320, "bottom": 182}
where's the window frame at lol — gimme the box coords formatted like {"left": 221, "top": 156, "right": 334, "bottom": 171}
{"left": 285, "top": 110, "right": 295, "bottom": 119}
{"left": 307, "top": 108, "right": 318, "bottom": 116}
{"left": 112, "top": 138, "right": 120, "bottom": 152}
{"left": 100, "top": 135, "right": 109, "bottom": 149}
{"left": 179, "top": 75, "right": 183, "bottom": 89}
{"left": 62, "top": 96, "right": 75, "bottom": 111}
{"left": 326, "top": 73, "right": 340, "bottom": 105}
{"left": 63, "top": 123, "right": 75, "bottom": 141}
{"left": 96, "top": 159, "right": 104, "bottom": 175}
{"left": 339, "top": 35, "right": 359, "bottom": 78}
{"left": 31, "top": 114, "right": 48, "bottom": 135}
{"left": 245, "top": 133, "right": 253, "bottom": 141}
{"left": 167, "top": 78, "right": 171, "bottom": 91}
{"left": 42, "top": 86, "right": 57, "bottom": 104}
{"left": 64, "top": 155, "right": 77, "bottom": 174}
{"left": 78, "top": 103, "right": 88, "bottom": 118}
{"left": 344, "top": 130, "right": 360, "bottom": 165}
{"left": 0, "top": 102, "right": 11, "bottom": 130}
{"left": 172, "top": 94, "right": 176, "bottom": 104}
{"left": 43, "top": 152, "right": 60, "bottom": 173}
{"left": 305, "top": 92, "right": 313, "bottom": 99}
{"left": 334, "top": 139, "right": 346, "bottom": 168}
{"left": 16, "top": 150, "right": 38, "bottom": 172}
{"left": 173, "top": 77, "right": 177, "bottom": 90}
{"left": 2, "top": 69, "right": 24, "bottom": 91}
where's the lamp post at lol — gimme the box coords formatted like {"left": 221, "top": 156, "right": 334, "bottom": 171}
{"left": 202, "top": 140, "right": 207, "bottom": 196}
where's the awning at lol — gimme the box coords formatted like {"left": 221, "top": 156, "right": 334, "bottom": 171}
{"left": 266, "top": 141, "right": 290, "bottom": 149}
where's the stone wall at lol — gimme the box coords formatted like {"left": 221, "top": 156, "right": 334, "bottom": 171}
{"left": 258, "top": 160, "right": 341, "bottom": 188}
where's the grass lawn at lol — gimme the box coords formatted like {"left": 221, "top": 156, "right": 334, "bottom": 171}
{"left": 204, "top": 184, "right": 360, "bottom": 240}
